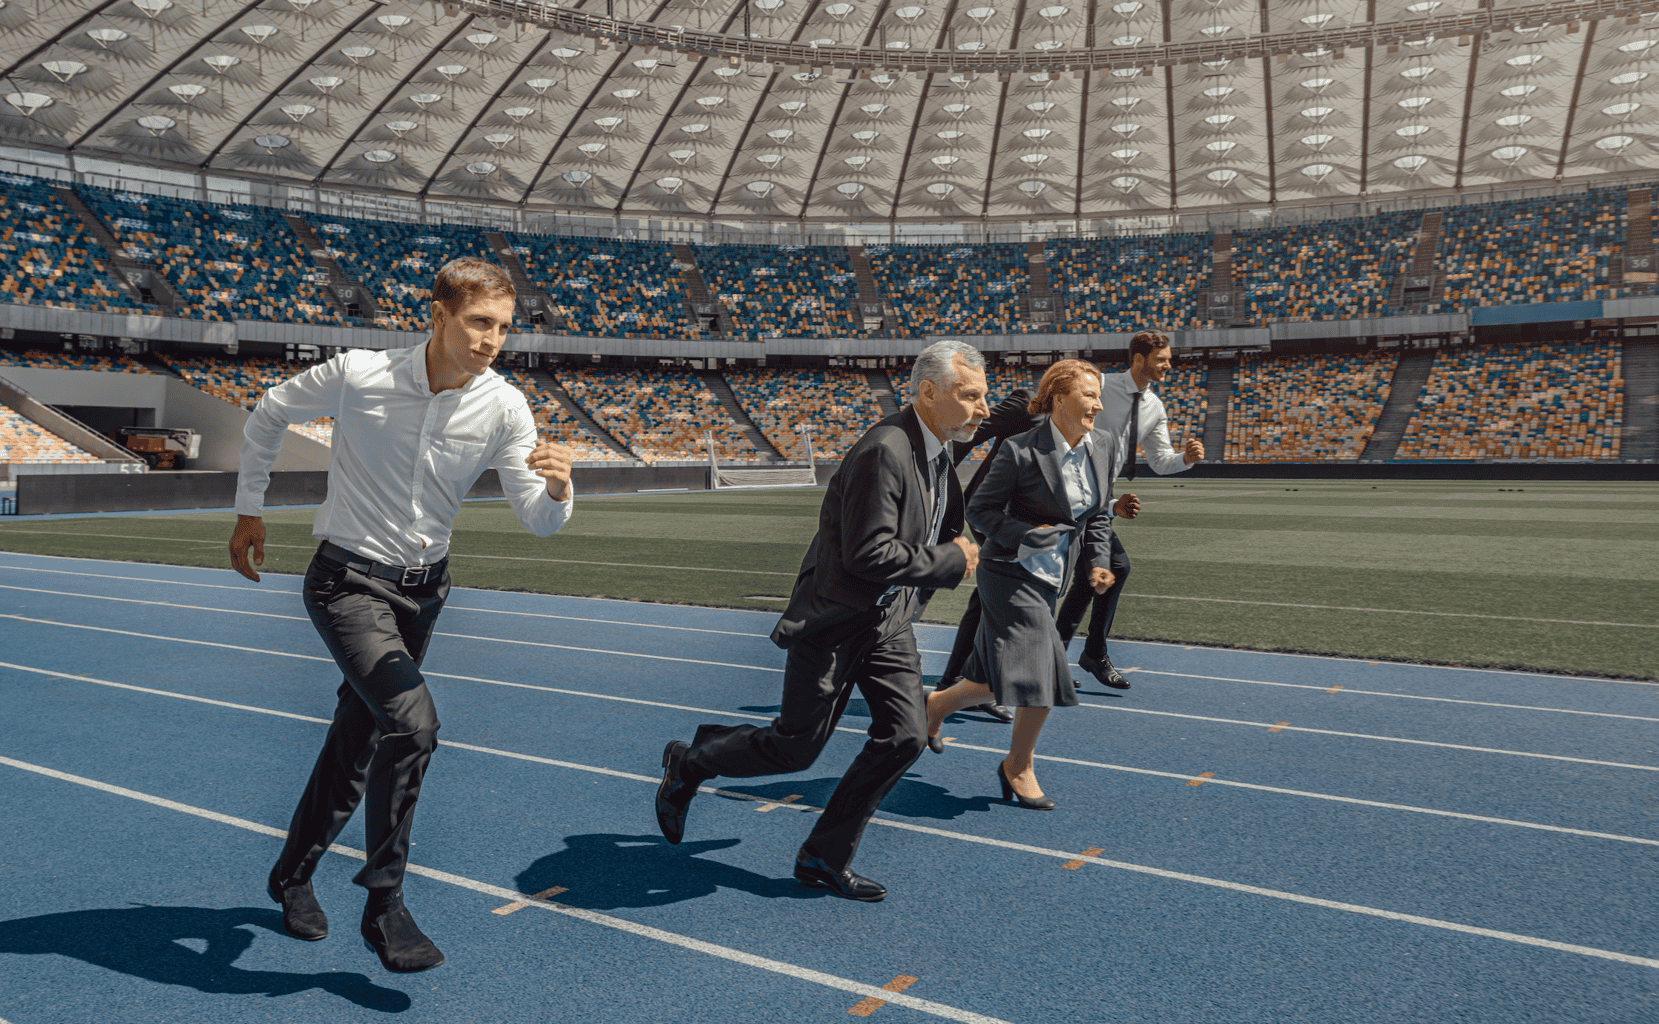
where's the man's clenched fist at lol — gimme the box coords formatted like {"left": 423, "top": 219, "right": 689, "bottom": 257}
{"left": 952, "top": 535, "right": 980, "bottom": 580}
{"left": 526, "top": 440, "right": 575, "bottom": 500}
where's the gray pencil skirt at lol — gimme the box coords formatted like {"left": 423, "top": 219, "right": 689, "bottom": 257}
{"left": 960, "top": 560, "right": 1079, "bottom": 709}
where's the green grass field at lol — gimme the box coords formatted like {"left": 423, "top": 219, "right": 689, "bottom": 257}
{"left": 1, "top": 478, "right": 1654, "bottom": 679}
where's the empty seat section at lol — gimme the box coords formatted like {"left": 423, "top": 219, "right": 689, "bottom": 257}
{"left": 506, "top": 234, "right": 698, "bottom": 339}
{"left": 1396, "top": 341, "right": 1623, "bottom": 459}
{"left": 1234, "top": 214, "right": 1417, "bottom": 322}
{"left": 1437, "top": 190, "right": 1625, "bottom": 310}
{"left": 0, "top": 403, "right": 100, "bottom": 463}
{"left": 1225, "top": 351, "right": 1395, "bottom": 461}
{"left": 77, "top": 185, "right": 338, "bottom": 324}
{"left": 724, "top": 367, "right": 883, "bottom": 459}
{"left": 865, "top": 242, "right": 1028, "bottom": 337}
{"left": 494, "top": 367, "right": 629, "bottom": 462}
{"left": 0, "top": 347, "right": 151, "bottom": 373}
{"left": 304, "top": 215, "right": 495, "bottom": 330}
{"left": 1048, "top": 234, "right": 1210, "bottom": 332}
{"left": 163, "top": 354, "right": 334, "bottom": 445}
{"left": 1148, "top": 362, "right": 1209, "bottom": 450}
{"left": 0, "top": 175, "right": 142, "bottom": 313}
{"left": 695, "top": 245, "right": 862, "bottom": 340}
{"left": 554, "top": 367, "right": 758, "bottom": 462}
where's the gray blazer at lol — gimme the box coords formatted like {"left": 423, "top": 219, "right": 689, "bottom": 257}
{"left": 966, "top": 418, "right": 1126, "bottom": 588}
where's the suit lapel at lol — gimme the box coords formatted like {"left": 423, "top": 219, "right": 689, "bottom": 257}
{"left": 1032, "top": 420, "right": 1068, "bottom": 515}
{"left": 898, "top": 406, "right": 934, "bottom": 538}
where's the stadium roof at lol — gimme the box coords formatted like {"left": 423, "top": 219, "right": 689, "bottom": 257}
{"left": 2, "top": 0, "right": 1657, "bottom": 224}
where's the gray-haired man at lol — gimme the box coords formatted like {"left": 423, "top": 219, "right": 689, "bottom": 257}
{"left": 654, "top": 340, "right": 987, "bottom": 901}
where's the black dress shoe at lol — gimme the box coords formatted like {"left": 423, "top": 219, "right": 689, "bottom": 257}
{"left": 971, "top": 702, "right": 1015, "bottom": 723}
{"left": 655, "top": 739, "right": 699, "bottom": 845}
{"left": 927, "top": 733, "right": 945, "bottom": 754}
{"left": 1079, "top": 652, "right": 1131, "bottom": 690}
{"left": 793, "top": 854, "right": 887, "bottom": 902}
{"left": 360, "top": 892, "right": 444, "bottom": 973}
{"left": 267, "top": 870, "right": 327, "bottom": 941}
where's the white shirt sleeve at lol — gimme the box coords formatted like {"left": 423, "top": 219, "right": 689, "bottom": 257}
{"left": 1143, "top": 397, "right": 1192, "bottom": 476}
{"left": 235, "top": 356, "right": 346, "bottom": 517}
{"left": 491, "top": 397, "right": 573, "bottom": 537}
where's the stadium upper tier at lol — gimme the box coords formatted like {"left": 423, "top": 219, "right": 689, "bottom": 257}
{"left": 3, "top": 0, "right": 1656, "bottom": 222}
{"left": 5, "top": 175, "right": 1656, "bottom": 337}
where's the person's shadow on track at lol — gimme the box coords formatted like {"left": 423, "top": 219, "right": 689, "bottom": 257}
{"left": 0, "top": 905, "right": 410, "bottom": 1011}
{"left": 718, "top": 776, "right": 1002, "bottom": 822}
{"left": 515, "top": 833, "right": 823, "bottom": 910}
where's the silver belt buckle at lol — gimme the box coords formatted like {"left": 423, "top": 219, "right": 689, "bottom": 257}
{"left": 401, "top": 565, "right": 427, "bottom": 587}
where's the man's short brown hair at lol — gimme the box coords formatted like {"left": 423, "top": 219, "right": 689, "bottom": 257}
{"left": 1026, "top": 359, "right": 1102, "bottom": 416}
{"left": 1129, "top": 330, "right": 1171, "bottom": 362}
{"left": 432, "top": 257, "right": 515, "bottom": 312}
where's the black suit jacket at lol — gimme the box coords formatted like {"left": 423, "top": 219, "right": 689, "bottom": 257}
{"left": 966, "top": 419, "right": 1124, "bottom": 587}
{"left": 771, "top": 405, "right": 969, "bottom": 649}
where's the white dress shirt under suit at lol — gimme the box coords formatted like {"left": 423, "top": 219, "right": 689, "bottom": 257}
{"left": 236, "top": 341, "right": 571, "bottom": 567}
{"left": 1018, "top": 421, "right": 1098, "bottom": 588}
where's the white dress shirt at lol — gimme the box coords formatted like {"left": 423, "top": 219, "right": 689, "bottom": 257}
{"left": 1019, "top": 420, "right": 1097, "bottom": 588}
{"left": 236, "top": 342, "right": 572, "bottom": 566}
{"left": 1100, "top": 369, "right": 1192, "bottom": 479}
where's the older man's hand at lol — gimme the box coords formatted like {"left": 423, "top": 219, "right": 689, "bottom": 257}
{"left": 952, "top": 535, "right": 980, "bottom": 579}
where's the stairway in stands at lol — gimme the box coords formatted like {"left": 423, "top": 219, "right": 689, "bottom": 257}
{"left": 1621, "top": 337, "right": 1659, "bottom": 461}
{"left": 846, "top": 246, "right": 891, "bottom": 336}
{"left": 283, "top": 213, "right": 378, "bottom": 322}
{"left": 1391, "top": 213, "right": 1445, "bottom": 308}
{"left": 54, "top": 187, "right": 178, "bottom": 314}
{"left": 483, "top": 230, "right": 565, "bottom": 330}
{"left": 865, "top": 369, "right": 901, "bottom": 418}
{"left": 1205, "top": 234, "right": 1239, "bottom": 323}
{"left": 532, "top": 369, "right": 635, "bottom": 460}
{"left": 1620, "top": 189, "right": 1655, "bottom": 295}
{"left": 671, "top": 244, "right": 736, "bottom": 337}
{"left": 1201, "top": 360, "right": 1234, "bottom": 461}
{"left": 699, "top": 370, "right": 782, "bottom": 459}
{"left": 1023, "top": 240, "right": 1061, "bottom": 329}
{"left": 1359, "top": 349, "right": 1438, "bottom": 460}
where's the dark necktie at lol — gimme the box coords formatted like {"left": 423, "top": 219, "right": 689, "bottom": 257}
{"left": 1126, "top": 390, "right": 1142, "bottom": 481}
{"left": 928, "top": 450, "right": 951, "bottom": 544}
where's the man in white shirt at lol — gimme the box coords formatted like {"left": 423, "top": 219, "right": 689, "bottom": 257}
{"left": 229, "top": 258, "right": 574, "bottom": 973}
{"left": 1055, "top": 330, "right": 1203, "bottom": 689}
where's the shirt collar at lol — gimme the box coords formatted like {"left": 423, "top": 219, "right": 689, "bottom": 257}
{"left": 918, "top": 412, "right": 945, "bottom": 467}
{"left": 1050, "top": 419, "right": 1090, "bottom": 457}
{"left": 410, "top": 338, "right": 491, "bottom": 397}
{"left": 1116, "top": 368, "right": 1153, "bottom": 395}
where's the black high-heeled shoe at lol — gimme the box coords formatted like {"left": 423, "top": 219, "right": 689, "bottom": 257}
{"left": 997, "top": 763, "right": 1055, "bottom": 810}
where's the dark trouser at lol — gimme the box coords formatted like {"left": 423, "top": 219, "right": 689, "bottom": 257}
{"left": 1054, "top": 532, "right": 1132, "bottom": 662}
{"left": 682, "top": 598, "right": 928, "bottom": 873}
{"left": 271, "top": 547, "right": 449, "bottom": 893}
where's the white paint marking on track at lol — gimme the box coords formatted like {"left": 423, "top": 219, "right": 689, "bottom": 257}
{"left": 7, "top": 660, "right": 1657, "bottom": 854}
{"left": 5, "top": 614, "right": 1653, "bottom": 773}
{"left": 0, "top": 755, "right": 1014, "bottom": 1024}
{"left": 1121, "top": 592, "right": 1659, "bottom": 629}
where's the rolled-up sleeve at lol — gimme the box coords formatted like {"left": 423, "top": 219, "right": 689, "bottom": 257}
{"left": 492, "top": 400, "right": 573, "bottom": 537}
{"left": 236, "top": 357, "right": 345, "bottom": 517}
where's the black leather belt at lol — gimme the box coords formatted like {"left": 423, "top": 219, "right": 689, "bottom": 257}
{"left": 317, "top": 540, "right": 447, "bottom": 587}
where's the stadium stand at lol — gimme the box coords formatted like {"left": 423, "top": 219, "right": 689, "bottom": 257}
{"left": 76, "top": 186, "right": 341, "bottom": 324}
{"left": 162, "top": 355, "right": 334, "bottom": 446}
{"left": 865, "top": 242, "right": 1029, "bottom": 337}
{"left": 1149, "top": 362, "right": 1209, "bottom": 452}
{"left": 1225, "top": 350, "right": 1395, "bottom": 462}
{"left": 303, "top": 215, "right": 496, "bottom": 331}
{"left": 494, "top": 367, "right": 630, "bottom": 462}
{"left": 1396, "top": 341, "right": 1623, "bottom": 460}
{"left": 724, "top": 367, "right": 882, "bottom": 459}
{"left": 507, "top": 234, "right": 699, "bottom": 340}
{"left": 0, "top": 348, "right": 151, "bottom": 373}
{"left": 1234, "top": 214, "right": 1418, "bottom": 322}
{"left": 554, "top": 367, "right": 758, "bottom": 462}
{"left": 695, "top": 245, "right": 863, "bottom": 340}
{"left": 1, "top": 403, "right": 99, "bottom": 464}
{"left": 1049, "top": 234, "right": 1212, "bottom": 332}
{"left": 1437, "top": 190, "right": 1625, "bottom": 310}
{"left": 0, "top": 175, "right": 144, "bottom": 314}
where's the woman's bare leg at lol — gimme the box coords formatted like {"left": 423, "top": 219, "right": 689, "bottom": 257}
{"left": 925, "top": 678, "right": 994, "bottom": 740}
{"left": 1002, "top": 707, "right": 1051, "bottom": 799}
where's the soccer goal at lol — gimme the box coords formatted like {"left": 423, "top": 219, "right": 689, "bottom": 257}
{"left": 705, "top": 429, "right": 820, "bottom": 490}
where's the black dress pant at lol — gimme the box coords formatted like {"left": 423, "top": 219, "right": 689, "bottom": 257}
{"left": 1054, "top": 532, "right": 1131, "bottom": 662}
{"left": 271, "top": 548, "right": 448, "bottom": 893}
{"left": 682, "top": 596, "right": 928, "bottom": 872}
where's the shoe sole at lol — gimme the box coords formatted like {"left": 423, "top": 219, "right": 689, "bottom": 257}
{"left": 657, "top": 740, "right": 690, "bottom": 845}
{"left": 793, "top": 874, "right": 886, "bottom": 902}
{"left": 362, "top": 935, "right": 445, "bottom": 972}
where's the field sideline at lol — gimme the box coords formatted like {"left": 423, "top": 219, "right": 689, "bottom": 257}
{"left": 0, "top": 478, "right": 1652, "bottom": 680}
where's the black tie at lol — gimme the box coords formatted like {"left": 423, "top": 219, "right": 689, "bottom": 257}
{"left": 929, "top": 451, "right": 951, "bottom": 544}
{"left": 1126, "top": 390, "right": 1142, "bottom": 481}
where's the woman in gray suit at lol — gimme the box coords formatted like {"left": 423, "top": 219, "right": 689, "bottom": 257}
{"left": 925, "top": 359, "right": 1122, "bottom": 809}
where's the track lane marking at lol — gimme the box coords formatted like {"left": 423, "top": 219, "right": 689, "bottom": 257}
{"left": 756, "top": 795, "right": 803, "bottom": 812}
{"left": 492, "top": 887, "right": 568, "bottom": 915}
{"left": 1186, "top": 772, "right": 1216, "bottom": 787}
{"left": 849, "top": 976, "right": 920, "bottom": 1016}
{"left": 6, "top": 659, "right": 1659, "bottom": 849}
{"left": 7, "top": 749, "right": 1659, "bottom": 976}
{"left": 0, "top": 755, "right": 1014, "bottom": 1024}
{"left": 1062, "top": 848, "right": 1105, "bottom": 870}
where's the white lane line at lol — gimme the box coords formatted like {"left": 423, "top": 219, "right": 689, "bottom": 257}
{"left": 0, "top": 532, "right": 798, "bottom": 576}
{"left": 1078, "top": 703, "right": 1659, "bottom": 772}
{"left": 0, "top": 755, "right": 1012, "bottom": 1024}
{"left": 8, "top": 660, "right": 1656, "bottom": 852}
{"left": 5, "top": 614, "right": 1652, "bottom": 773}
{"left": 1121, "top": 593, "right": 1659, "bottom": 629}
{"left": 7, "top": 742, "right": 1659, "bottom": 976}
{"left": 1117, "top": 667, "right": 1659, "bottom": 724}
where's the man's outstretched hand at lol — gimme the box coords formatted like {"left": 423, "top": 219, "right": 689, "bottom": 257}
{"left": 229, "top": 514, "right": 266, "bottom": 582}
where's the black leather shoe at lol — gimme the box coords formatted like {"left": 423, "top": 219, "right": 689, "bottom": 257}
{"left": 793, "top": 854, "right": 887, "bottom": 902}
{"left": 360, "top": 893, "right": 444, "bottom": 973}
{"left": 655, "top": 740, "right": 699, "bottom": 845}
{"left": 927, "top": 733, "right": 945, "bottom": 754}
{"left": 1079, "top": 652, "right": 1131, "bottom": 690}
{"left": 971, "top": 702, "right": 1015, "bottom": 723}
{"left": 267, "top": 870, "right": 327, "bottom": 941}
